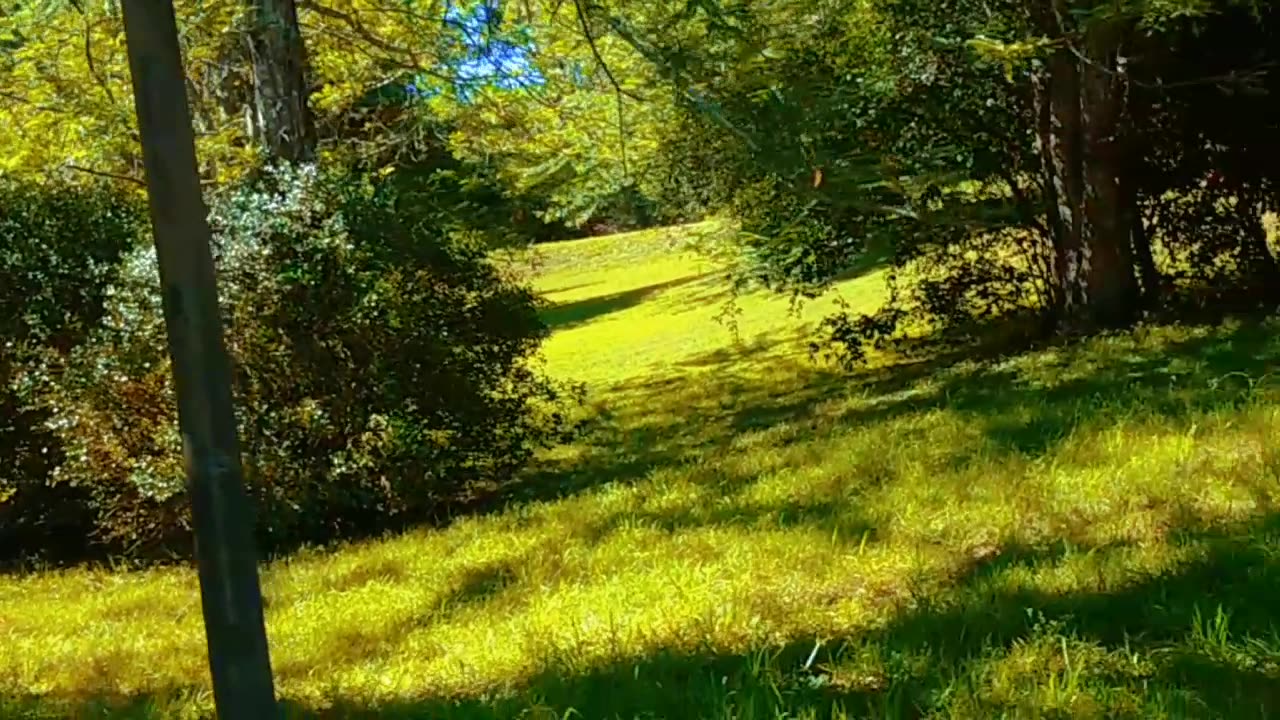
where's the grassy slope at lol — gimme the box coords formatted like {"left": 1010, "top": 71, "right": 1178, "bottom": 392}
{"left": 5, "top": 224, "right": 1280, "bottom": 719}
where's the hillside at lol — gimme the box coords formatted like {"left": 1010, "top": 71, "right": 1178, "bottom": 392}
{"left": 4, "top": 225, "right": 1280, "bottom": 719}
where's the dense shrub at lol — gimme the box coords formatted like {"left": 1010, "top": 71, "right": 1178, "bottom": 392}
{"left": 31, "top": 164, "right": 582, "bottom": 559}
{"left": 0, "top": 177, "right": 146, "bottom": 564}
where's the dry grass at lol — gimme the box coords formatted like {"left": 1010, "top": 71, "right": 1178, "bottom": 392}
{"left": 4, "top": 223, "right": 1280, "bottom": 718}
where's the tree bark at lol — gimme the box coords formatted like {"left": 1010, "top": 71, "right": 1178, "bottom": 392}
{"left": 1127, "top": 185, "right": 1161, "bottom": 306}
{"left": 1115, "top": 35, "right": 1162, "bottom": 309}
{"left": 246, "top": 0, "right": 316, "bottom": 163}
{"left": 1031, "top": 0, "right": 1139, "bottom": 332}
{"left": 1239, "top": 198, "right": 1280, "bottom": 301}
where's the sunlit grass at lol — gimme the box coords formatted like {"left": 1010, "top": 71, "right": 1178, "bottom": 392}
{"left": 518, "top": 221, "right": 888, "bottom": 387}
{"left": 5, "top": 223, "right": 1280, "bottom": 718}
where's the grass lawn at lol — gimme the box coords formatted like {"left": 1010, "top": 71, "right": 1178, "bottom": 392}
{"left": 4, "top": 223, "right": 1280, "bottom": 718}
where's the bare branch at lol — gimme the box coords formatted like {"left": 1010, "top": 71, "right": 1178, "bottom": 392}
{"left": 571, "top": 0, "right": 645, "bottom": 102}
{"left": 572, "top": 0, "right": 641, "bottom": 178}
{"left": 83, "top": 18, "right": 117, "bottom": 107}
{"left": 299, "top": 0, "right": 423, "bottom": 64}
{"left": 64, "top": 163, "right": 146, "bottom": 186}
{"left": 1058, "top": 37, "right": 1275, "bottom": 92}
{"left": 0, "top": 89, "right": 67, "bottom": 113}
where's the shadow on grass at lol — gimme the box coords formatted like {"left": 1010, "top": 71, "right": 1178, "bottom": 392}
{"left": 537, "top": 281, "right": 600, "bottom": 296}
{"left": 11, "top": 322, "right": 1280, "bottom": 717}
{"left": 664, "top": 247, "right": 891, "bottom": 323}
{"left": 504, "top": 319, "right": 1280, "bottom": 512}
{"left": 13, "top": 514, "right": 1280, "bottom": 718}
{"left": 538, "top": 273, "right": 720, "bottom": 330}
{"left": 834, "top": 320, "right": 1280, "bottom": 458}
{"left": 829, "top": 245, "right": 894, "bottom": 284}
{"left": 575, "top": 491, "right": 880, "bottom": 548}
{"left": 268, "top": 556, "right": 528, "bottom": 680}
{"left": 301, "top": 512, "right": 1280, "bottom": 718}
{"left": 499, "top": 332, "right": 849, "bottom": 506}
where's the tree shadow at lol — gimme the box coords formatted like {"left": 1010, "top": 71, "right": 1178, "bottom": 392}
{"left": 832, "top": 319, "right": 1280, "bottom": 458}
{"left": 11, "top": 514, "right": 1280, "bottom": 718}
{"left": 11, "top": 322, "right": 1280, "bottom": 717}
{"left": 0, "top": 693, "right": 179, "bottom": 719}
{"left": 268, "top": 556, "right": 527, "bottom": 681}
{"left": 538, "top": 273, "right": 720, "bottom": 330}
{"left": 503, "top": 319, "right": 1280, "bottom": 517}
{"left": 537, "top": 281, "right": 599, "bottom": 296}
{"left": 499, "top": 335, "right": 847, "bottom": 507}
{"left": 572, "top": 490, "right": 880, "bottom": 548}
{"left": 315, "top": 512, "right": 1280, "bottom": 718}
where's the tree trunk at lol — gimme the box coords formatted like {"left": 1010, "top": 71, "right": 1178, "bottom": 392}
{"left": 1031, "top": 0, "right": 1139, "bottom": 333}
{"left": 1127, "top": 188, "right": 1161, "bottom": 306}
{"left": 1239, "top": 199, "right": 1280, "bottom": 302}
{"left": 246, "top": 0, "right": 316, "bottom": 163}
{"left": 1114, "top": 39, "right": 1163, "bottom": 310}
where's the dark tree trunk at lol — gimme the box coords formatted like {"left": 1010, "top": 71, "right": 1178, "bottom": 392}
{"left": 1116, "top": 36, "right": 1163, "bottom": 309}
{"left": 1031, "top": 0, "right": 1140, "bottom": 333}
{"left": 246, "top": 0, "right": 316, "bottom": 163}
{"left": 1239, "top": 199, "right": 1280, "bottom": 302}
{"left": 1127, "top": 187, "right": 1161, "bottom": 306}
{"left": 1077, "top": 19, "right": 1139, "bottom": 323}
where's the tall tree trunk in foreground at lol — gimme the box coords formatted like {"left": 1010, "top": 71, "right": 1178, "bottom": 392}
{"left": 246, "top": 0, "right": 316, "bottom": 163}
{"left": 1031, "top": 0, "right": 1140, "bottom": 332}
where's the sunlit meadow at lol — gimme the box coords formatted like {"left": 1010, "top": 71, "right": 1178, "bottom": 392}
{"left": 4, "top": 223, "right": 1280, "bottom": 718}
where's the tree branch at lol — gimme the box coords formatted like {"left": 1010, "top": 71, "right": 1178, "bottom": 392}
{"left": 64, "top": 163, "right": 146, "bottom": 186}
{"left": 570, "top": 0, "right": 645, "bottom": 102}
{"left": 1058, "top": 36, "right": 1275, "bottom": 92}
{"left": 573, "top": 0, "right": 643, "bottom": 179}
{"left": 297, "top": 0, "right": 424, "bottom": 65}
{"left": 82, "top": 17, "right": 117, "bottom": 107}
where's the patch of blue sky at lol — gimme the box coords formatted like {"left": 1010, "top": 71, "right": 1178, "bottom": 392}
{"left": 404, "top": 0, "right": 544, "bottom": 100}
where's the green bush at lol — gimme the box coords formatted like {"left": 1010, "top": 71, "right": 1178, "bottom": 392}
{"left": 0, "top": 177, "right": 147, "bottom": 564}
{"left": 34, "top": 164, "right": 583, "bottom": 559}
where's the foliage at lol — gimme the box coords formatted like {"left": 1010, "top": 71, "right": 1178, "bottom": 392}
{"left": 0, "top": 0, "right": 256, "bottom": 184}
{"left": 1125, "top": 0, "right": 1280, "bottom": 307}
{"left": 0, "top": 177, "right": 145, "bottom": 356}
{"left": 609, "top": 0, "right": 1280, "bottom": 363}
{"left": 617, "top": 0, "right": 1058, "bottom": 358}
{"left": 436, "top": 0, "right": 679, "bottom": 231}
{"left": 0, "top": 176, "right": 147, "bottom": 564}
{"left": 338, "top": 100, "right": 583, "bottom": 248}
{"left": 0, "top": 0, "right": 676, "bottom": 232}
{"left": 23, "top": 164, "right": 583, "bottom": 560}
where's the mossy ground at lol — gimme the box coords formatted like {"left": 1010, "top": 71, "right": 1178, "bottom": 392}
{"left": 5, "top": 223, "right": 1280, "bottom": 719}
